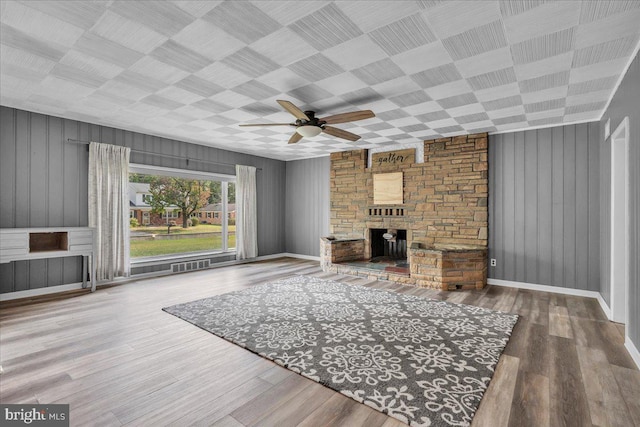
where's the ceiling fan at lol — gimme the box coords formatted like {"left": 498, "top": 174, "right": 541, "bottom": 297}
{"left": 239, "top": 100, "right": 375, "bottom": 144}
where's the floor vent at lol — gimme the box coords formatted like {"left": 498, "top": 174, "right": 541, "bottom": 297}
{"left": 171, "top": 259, "right": 210, "bottom": 273}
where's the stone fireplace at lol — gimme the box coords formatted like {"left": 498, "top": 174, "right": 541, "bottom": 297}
{"left": 321, "top": 133, "right": 489, "bottom": 290}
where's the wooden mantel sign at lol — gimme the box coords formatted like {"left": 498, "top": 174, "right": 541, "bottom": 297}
{"left": 372, "top": 148, "right": 415, "bottom": 170}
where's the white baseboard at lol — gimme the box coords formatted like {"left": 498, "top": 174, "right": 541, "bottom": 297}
{"left": 280, "top": 252, "right": 321, "bottom": 261}
{"left": 0, "top": 282, "right": 88, "bottom": 301}
{"left": 625, "top": 337, "right": 640, "bottom": 370}
{"left": 487, "top": 278, "right": 614, "bottom": 318}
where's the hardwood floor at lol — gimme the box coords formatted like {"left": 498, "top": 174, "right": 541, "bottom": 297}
{"left": 1, "top": 258, "right": 638, "bottom": 426}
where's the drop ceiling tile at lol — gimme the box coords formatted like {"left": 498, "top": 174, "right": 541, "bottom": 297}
{"left": 220, "top": 48, "right": 283, "bottom": 80}
{"left": 442, "top": 20, "right": 508, "bottom": 61}
{"left": 566, "top": 91, "right": 610, "bottom": 107}
{"left": 337, "top": 1, "right": 420, "bottom": 33}
{"left": 411, "top": 63, "right": 462, "bottom": 88}
{"left": 427, "top": 117, "right": 459, "bottom": 128}
{"left": 434, "top": 125, "right": 464, "bottom": 134}
{"left": 2, "top": 1, "right": 85, "bottom": 47}
{"left": 175, "top": 104, "right": 216, "bottom": 119}
{"left": 424, "top": 1, "right": 502, "bottom": 39}
{"left": 110, "top": 0, "right": 196, "bottom": 38}
{"left": 415, "top": 110, "right": 450, "bottom": 122}
{"left": 474, "top": 82, "right": 521, "bottom": 102}
{"left": 568, "top": 57, "right": 629, "bottom": 83}
{"left": 156, "top": 86, "right": 204, "bottom": 105}
{"left": 567, "top": 75, "right": 617, "bottom": 96}
{"left": 173, "top": 75, "right": 224, "bottom": 98}
{"left": 454, "top": 112, "right": 490, "bottom": 124}
{"left": 424, "top": 79, "right": 473, "bottom": 100}
{"left": 50, "top": 63, "right": 107, "bottom": 88}
{"left": 499, "top": 0, "right": 546, "bottom": 17}
{"left": 492, "top": 114, "right": 527, "bottom": 125}
{"left": 338, "top": 87, "right": 384, "bottom": 107}
{"left": 210, "top": 90, "right": 255, "bottom": 109}
{"left": 511, "top": 27, "right": 575, "bottom": 65}
{"left": 575, "top": 8, "right": 640, "bottom": 48}
{"left": 371, "top": 76, "right": 422, "bottom": 98}
{"left": 0, "top": 44, "right": 56, "bottom": 75}
{"left": 351, "top": 58, "right": 406, "bottom": 85}
{"left": 19, "top": 0, "right": 108, "bottom": 30}
{"left": 565, "top": 101, "right": 607, "bottom": 115}
{"left": 232, "top": 80, "right": 279, "bottom": 101}
{"left": 519, "top": 70, "right": 570, "bottom": 93}
{"left": 454, "top": 47, "right": 514, "bottom": 78}
{"left": 481, "top": 94, "right": 522, "bottom": 111}
{"left": 513, "top": 51, "right": 573, "bottom": 80}
{"left": 524, "top": 98, "right": 566, "bottom": 113}
{"left": 403, "top": 101, "right": 443, "bottom": 116}
{"left": 572, "top": 35, "right": 637, "bottom": 68}
{"left": 287, "top": 84, "right": 334, "bottom": 103}
{"left": 487, "top": 105, "right": 526, "bottom": 119}
{"left": 73, "top": 31, "right": 144, "bottom": 68}
{"left": 92, "top": 10, "right": 167, "bottom": 54}
{"left": 289, "top": 53, "right": 346, "bottom": 82}
{"left": 392, "top": 41, "right": 453, "bottom": 75}
{"left": 254, "top": 68, "right": 309, "bottom": 93}
{"left": 528, "top": 116, "right": 563, "bottom": 127}
{"left": 526, "top": 108, "right": 565, "bottom": 121}
{"left": 288, "top": 3, "right": 363, "bottom": 50}
{"left": 202, "top": 1, "right": 282, "bottom": 45}
{"left": 446, "top": 103, "right": 486, "bottom": 117}
{"left": 100, "top": 80, "right": 150, "bottom": 101}
{"left": 436, "top": 92, "right": 478, "bottom": 109}
{"left": 173, "top": 1, "right": 222, "bottom": 18}
{"left": 503, "top": 1, "right": 580, "bottom": 44}
{"left": 1, "top": 23, "right": 66, "bottom": 62}
{"left": 254, "top": 1, "right": 330, "bottom": 26}
{"left": 467, "top": 67, "right": 517, "bottom": 90}
{"left": 250, "top": 27, "right": 317, "bottom": 67}
{"left": 521, "top": 86, "right": 569, "bottom": 104}
{"left": 579, "top": 0, "right": 640, "bottom": 23}
{"left": 60, "top": 50, "right": 124, "bottom": 80}
{"left": 323, "top": 35, "right": 388, "bottom": 71}
{"left": 315, "top": 73, "right": 369, "bottom": 96}
{"left": 171, "top": 19, "right": 245, "bottom": 60}
{"left": 368, "top": 13, "right": 436, "bottom": 56}
{"left": 128, "top": 56, "right": 189, "bottom": 85}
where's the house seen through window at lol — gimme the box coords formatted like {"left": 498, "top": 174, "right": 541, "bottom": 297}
{"left": 129, "top": 171, "right": 235, "bottom": 259}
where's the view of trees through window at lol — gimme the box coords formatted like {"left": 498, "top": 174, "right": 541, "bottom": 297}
{"left": 129, "top": 173, "right": 235, "bottom": 259}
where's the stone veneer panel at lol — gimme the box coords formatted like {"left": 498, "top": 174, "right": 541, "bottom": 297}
{"left": 330, "top": 133, "right": 488, "bottom": 249}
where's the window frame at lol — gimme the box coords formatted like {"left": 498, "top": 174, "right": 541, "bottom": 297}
{"left": 129, "top": 163, "right": 236, "bottom": 264}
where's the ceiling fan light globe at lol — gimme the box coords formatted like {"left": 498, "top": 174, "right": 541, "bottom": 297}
{"left": 296, "top": 125, "right": 322, "bottom": 138}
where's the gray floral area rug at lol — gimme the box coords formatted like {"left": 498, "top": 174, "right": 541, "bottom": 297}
{"left": 163, "top": 275, "right": 518, "bottom": 427}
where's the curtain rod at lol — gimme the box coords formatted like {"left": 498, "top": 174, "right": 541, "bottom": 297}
{"left": 65, "top": 138, "right": 262, "bottom": 171}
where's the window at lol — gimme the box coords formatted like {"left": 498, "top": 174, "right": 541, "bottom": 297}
{"left": 128, "top": 166, "right": 235, "bottom": 260}
{"left": 129, "top": 211, "right": 134, "bottom": 218}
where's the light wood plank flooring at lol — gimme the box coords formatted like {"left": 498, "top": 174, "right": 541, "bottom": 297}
{"left": 1, "top": 258, "right": 639, "bottom": 426}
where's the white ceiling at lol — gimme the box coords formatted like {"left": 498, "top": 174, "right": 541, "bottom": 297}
{"left": 1, "top": 1, "right": 639, "bottom": 161}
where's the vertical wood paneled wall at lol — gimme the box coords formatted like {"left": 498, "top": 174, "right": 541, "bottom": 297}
{"left": 600, "top": 50, "right": 640, "bottom": 347}
{"left": 489, "top": 123, "right": 601, "bottom": 291}
{"left": 285, "top": 157, "right": 330, "bottom": 257}
{"left": 0, "top": 106, "right": 286, "bottom": 293}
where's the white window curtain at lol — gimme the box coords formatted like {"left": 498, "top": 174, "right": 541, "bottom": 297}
{"left": 88, "top": 142, "right": 131, "bottom": 281}
{"left": 235, "top": 165, "right": 258, "bottom": 260}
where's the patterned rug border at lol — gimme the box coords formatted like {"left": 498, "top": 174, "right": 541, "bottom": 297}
{"left": 162, "top": 275, "right": 519, "bottom": 426}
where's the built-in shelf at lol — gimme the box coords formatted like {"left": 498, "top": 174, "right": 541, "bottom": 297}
{"left": 29, "top": 232, "right": 68, "bottom": 253}
{"left": 1, "top": 227, "right": 96, "bottom": 292}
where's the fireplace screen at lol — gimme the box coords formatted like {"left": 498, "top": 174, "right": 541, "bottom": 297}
{"left": 370, "top": 229, "right": 407, "bottom": 259}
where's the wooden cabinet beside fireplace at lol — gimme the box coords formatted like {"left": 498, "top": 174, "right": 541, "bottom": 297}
{"left": 0, "top": 227, "right": 96, "bottom": 292}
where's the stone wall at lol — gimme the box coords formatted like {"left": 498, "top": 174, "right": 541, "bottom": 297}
{"left": 330, "top": 133, "right": 488, "bottom": 250}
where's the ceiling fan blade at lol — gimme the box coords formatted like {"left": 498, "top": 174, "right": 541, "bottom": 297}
{"left": 323, "top": 126, "right": 361, "bottom": 141}
{"left": 288, "top": 132, "right": 303, "bottom": 144}
{"left": 321, "top": 110, "right": 375, "bottom": 124}
{"left": 277, "top": 100, "right": 310, "bottom": 121}
{"left": 239, "top": 123, "right": 293, "bottom": 127}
